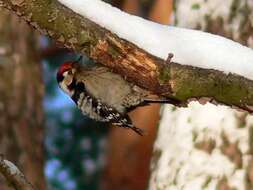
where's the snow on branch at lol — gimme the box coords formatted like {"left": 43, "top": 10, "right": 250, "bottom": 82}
{"left": 0, "top": 155, "right": 35, "bottom": 190}
{"left": 58, "top": 0, "right": 253, "bottom": 80}
{"left": 1, "top": 0, "right": 253, "bottom": 112}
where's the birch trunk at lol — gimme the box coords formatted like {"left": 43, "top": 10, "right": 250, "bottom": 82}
{"left": 149, "top": 1, "right": 253, "bottom": 190}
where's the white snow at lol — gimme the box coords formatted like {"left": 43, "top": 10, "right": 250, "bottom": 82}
{"left": 3, "top": 160, "right": 22, "bottom": 175}
{"left": 58, "top": 0, "right": 253, "bottom": 80}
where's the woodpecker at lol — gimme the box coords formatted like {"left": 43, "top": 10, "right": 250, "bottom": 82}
{"left": 56, "top": 57, "right": 172, "bottom": 136}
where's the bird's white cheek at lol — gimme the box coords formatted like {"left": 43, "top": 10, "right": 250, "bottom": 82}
{"left": 59, "top": 82, "right": 74, "bottom": 96}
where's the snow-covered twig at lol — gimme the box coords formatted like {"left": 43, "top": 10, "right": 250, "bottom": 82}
{"left": 1, "top": 0, "right": 253, "bottom": 112}
{"left": 0, "top": 155, "right": 35, "bottom": 190}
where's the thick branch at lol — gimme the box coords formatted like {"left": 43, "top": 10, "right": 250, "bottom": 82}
{"left": 1, "top": 0, "right": 253, "bottom": 112}
{"left": 0, "top": 156, "right": 35, "bottom": 190}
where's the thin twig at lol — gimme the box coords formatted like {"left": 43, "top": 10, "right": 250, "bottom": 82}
{"left": 0, "top": 155, "right": 35, "bottom": 190}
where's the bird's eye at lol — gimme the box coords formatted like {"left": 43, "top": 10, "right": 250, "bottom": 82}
{"left": 68, "top": 70, "right": 72, "bottom": 75}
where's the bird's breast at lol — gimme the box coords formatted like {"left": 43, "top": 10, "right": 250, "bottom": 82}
{"left": 77, "top": 93, "right": 106, "bottom": 122}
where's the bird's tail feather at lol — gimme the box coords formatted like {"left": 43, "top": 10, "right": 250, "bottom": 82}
{"left": 131, "top": 126, "right": 145, "bottom": 136}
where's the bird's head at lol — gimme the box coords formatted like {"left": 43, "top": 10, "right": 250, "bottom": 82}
{"left": 57, "top": 57, "right": 81, "bottom": 96}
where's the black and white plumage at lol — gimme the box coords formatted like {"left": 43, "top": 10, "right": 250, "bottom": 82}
{"left": 56, "top": 59, "right": 172, "bottom": 136}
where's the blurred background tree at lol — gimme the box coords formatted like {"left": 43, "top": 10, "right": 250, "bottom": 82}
{"left": 0, "top": 9, "right": 46, "bottom": 190}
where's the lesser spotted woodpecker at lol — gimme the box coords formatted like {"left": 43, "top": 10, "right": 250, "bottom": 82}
{"left": 56, "top": 57, "right": 172, "bottom": 136}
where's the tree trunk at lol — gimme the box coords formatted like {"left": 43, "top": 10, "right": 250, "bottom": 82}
{"left": 0, "top": 9, "right": 46, "bottom": 190}
{"left": 149, "top": 1, "right": 253, "bottom": 190}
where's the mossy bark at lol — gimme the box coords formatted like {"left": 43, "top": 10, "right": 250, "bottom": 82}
{"left": 1, "top": 0, "right": 253, "bottom": 112}
{"left": 168, "top": 63, "right": 253, "bottom": 112}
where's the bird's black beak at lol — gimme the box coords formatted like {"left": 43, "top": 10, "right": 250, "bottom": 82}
{"left": 56, "top": 72, "right": 64, "bottom": 83}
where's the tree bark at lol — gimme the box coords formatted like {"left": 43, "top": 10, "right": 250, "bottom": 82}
{"left": 1, "top": 0, "right": 253, "bottom": 112}
{"left": 0, "top": 9, "right": 46, "bottom": 190}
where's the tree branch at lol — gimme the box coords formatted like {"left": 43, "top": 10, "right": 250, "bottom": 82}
{"left": 0, "top": 155, "right": 35, "bottom": 190}
{"left": 1, "top": 0, "right": 253, "bottom": 112}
